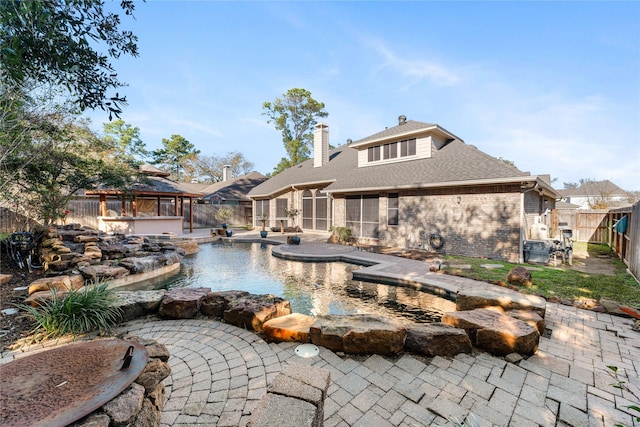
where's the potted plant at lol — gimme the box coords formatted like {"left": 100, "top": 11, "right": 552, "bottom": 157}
{"left": 214, "top": 207, "right": 234, "bottom": 236}
{"left": 258, "top": 212, "right": 269, "bottom": 238}
{"left": 284, "top": 208, "right": 300, "bottom": 244}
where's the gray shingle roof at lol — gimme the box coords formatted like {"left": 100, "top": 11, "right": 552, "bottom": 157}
{"left": 249, "top": 121, "right": 541, "bottom": 198}
{"left": 559, "top": 180, "right": 627, "bottom": 197}
{"left": 202, "top": 172, "right": 267, "bottom": 202}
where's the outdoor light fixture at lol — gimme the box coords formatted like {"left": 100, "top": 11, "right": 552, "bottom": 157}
{"left": 294, "top": 344, "right": 320, "bottom": 358}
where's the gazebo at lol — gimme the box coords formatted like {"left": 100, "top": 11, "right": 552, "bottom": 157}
{"left": 85, "top": 165, "right": 203, "bottom": 235}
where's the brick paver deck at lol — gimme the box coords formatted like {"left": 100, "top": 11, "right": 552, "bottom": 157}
{"left": 2, "top": 230, "right": 638, "bottom": 426}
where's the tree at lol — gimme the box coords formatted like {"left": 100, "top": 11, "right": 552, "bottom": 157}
{"left": 262, "top": 88, "right": 328, "bottom": 175}
{"left": 194, "top": 151, "right": 255, "bottom": 183}
{"left": 101, "top": 119, "right": 148, "bottom": 166}
{"left": 0, "top": 0, "right": 139, "bottom": 119}
{"left": 150, "top": 134, "right": 200, "bottom": 181}
{"left": 2, "top": 107, "right": 135, "bottom": 225}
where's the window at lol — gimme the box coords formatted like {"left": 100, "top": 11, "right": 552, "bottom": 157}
{"left": 346, "top": 195, "right": 379, "bottom": 238}
{"left": 255, "top": 199, "right": 269, "bottom": 227}
{"left": 368, "top": 146, "right": 380, "bottom": 162}
{"left": 315, "top": 191, "right": 328, "bottom": 231}
{"left": 302, "top": 190, "right": 313, "bottom": 229}
{"left": 400, "top": 138, "right": 416, "bottom": 157}
{"left": 383, "top": 142, "right": 398, "bottom": 160}
{"left": 275, "top": 198, "right": 288, "bottom": 226}
{"left": 388, "top": 193, "right": 399, "bottom": 226}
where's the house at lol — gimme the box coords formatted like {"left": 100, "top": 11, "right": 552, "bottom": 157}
{"left": 248, "top": 116, "right": 559, "bottom": 263}
{"left": 558, "top": 180, "right": 631, "bottom": 210}
{"left": 199, "top": 169, "right": 268, "bottom": 206}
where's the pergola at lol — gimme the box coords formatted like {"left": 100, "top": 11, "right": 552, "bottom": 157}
{"left": 85, "top": 166, "right": 203, "bottom": 235}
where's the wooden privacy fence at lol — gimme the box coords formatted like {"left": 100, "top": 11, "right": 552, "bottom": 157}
{"left": 551, "top": 203, "right": 638, "bottom": 280}
{"left": 0, "top": 199, "right": 253, "bottom": 234}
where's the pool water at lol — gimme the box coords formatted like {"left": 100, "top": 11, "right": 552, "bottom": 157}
{"left": 157, "top": 242, "right": 455, "bottom": 324}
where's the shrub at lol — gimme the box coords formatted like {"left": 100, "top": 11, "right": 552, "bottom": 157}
{"left": 330, "top": 226, "right": 352, "bottom": 243}
{"left": 17, "top": 281, "right": 122, "bottom": 338}
{"left": 214, "top": 206, "right": 234, "bottom": 224}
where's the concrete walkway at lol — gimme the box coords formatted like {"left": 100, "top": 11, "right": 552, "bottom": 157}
{"left": 2, "top": 230, "right": 639, "bottom": 426}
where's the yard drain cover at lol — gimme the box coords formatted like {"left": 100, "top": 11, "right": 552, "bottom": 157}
{"left": 0, "top": 339, "right": 148, "bottom": 427}
{"left": 295, "top": 343, "right": 320, "bottom": 358}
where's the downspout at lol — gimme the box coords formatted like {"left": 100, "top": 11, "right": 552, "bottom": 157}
{"left": 519, "top": 182, "right": 539, "bottom": 263}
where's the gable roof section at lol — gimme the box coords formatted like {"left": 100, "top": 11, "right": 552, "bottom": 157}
{"left": 249, "top": 120, "right": 556, "bottom": 198}
{"left": 559, "top": 180, "right": 627, "bottom": 197}
{"left": 202, "top": 171, "right": 267, "bottom": 202}
{"left": 350, "top": 120, "right": 462, "bottom": 148}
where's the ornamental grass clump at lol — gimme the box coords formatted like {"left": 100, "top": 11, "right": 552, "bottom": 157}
{"left": 18, "top": 281, "right": 122, "bottom": 338}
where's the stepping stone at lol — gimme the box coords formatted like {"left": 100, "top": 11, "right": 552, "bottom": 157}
{"left": 405, "top": 323, "right": 472, "bottom": 357}
{"left": 456, "top": 286, "right": 546, "bottom": 317}
{"left": 310, "top": 314, "right": 406, "bottom": 355}
{"left": 480, "top": 264, "right": 504, "bottom": 269}
{"left": 263, "top": 313, "right": 314, "bottom": 343}
{"left": 442, "top": 308, "right": 540, "bottom": 356}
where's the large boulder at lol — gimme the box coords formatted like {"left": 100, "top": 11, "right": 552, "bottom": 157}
{"left": 405, "top": 323, "right": 472, "bottom": 357}
{"left": 158, "top": 287, "right": 211, "bottom": 319}
{"left": 456, "top": 286, "right": 546, "bottom": 318}
{"left": 223, "top": 294, "right": 291, "bottom": 332}
{"left": 174, "top": 239, "right": 199, "bottom": 255}
{"left": 507, "top": 309, "right": 546, "bottom": 334}
{"left": 118, "top": 254, "right": 181, "bottom": 275}
{"left": 200, "top": 290, "right": 250, "bottom": 318}
{"left": 113, "top": 290, "right": 167, "bottom": 322}
{"left": 27, "top": 275, "right": 83, "bottom": 295}
{"left": 263, "top": 313, "right": 315, "bottom": 343}
{"left": 442, "top": 308, "right": 540, "bottom": 356}
{"left": 309, "top": 314, "right": 406, "bottom": 355}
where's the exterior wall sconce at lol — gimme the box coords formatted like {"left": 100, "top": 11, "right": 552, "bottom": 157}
{"left": 456, "top": 196, "right": 462, "bottom": 204}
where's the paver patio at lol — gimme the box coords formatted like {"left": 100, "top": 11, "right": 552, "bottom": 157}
{"left": 1, "top": 230, "right": 638, "bottom": 426}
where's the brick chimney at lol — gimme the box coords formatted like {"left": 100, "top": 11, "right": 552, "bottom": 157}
{"left": 313, "top": 123, "right": 329, "bottom": 168}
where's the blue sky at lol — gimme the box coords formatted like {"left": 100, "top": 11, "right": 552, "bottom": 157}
{"left": 89, "top": 1, "right": 640, "bottom": 191}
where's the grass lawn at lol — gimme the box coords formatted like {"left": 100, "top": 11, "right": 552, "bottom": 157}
{"left": 442, "top": 242, "right": 640, "bottom": 308}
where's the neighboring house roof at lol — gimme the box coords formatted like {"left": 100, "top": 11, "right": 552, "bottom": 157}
{"left": 139, "top": 163, "right": 171, "bottom": 177}
{"left": 202, "top": 171, "right": 267, "bottom": 202}
{"left": 249, "top": 120, "right": 557, "bottom": 198}
{"left": 559, "top": 180, "right": 627, "bottom": 197}
{"left": 554, "top": 201, "right": 581, "bottom": 210}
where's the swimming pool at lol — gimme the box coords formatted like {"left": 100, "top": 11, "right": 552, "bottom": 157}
{"left": 157, "top": 242, "right": 455, "bottom": 324}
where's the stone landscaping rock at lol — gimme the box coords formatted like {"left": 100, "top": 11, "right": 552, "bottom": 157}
{"left": 405, "top": 323, "right": 472, "bottom": 357}
{"left": 158, "top": 287, "right": 211, "bottom": 319}
{"left": 79, "top": 265, "right": 130, "bottom": 281}
{"left": 174, "top": 238, "right": 199, "bottom": 255}
{"left": 262, "top": 313, "right": 315, "bottom": 343}
{"left": 135, "top": 358, "right": 171, "bottom": 394}
{"left": 132, "top": 398, "right": 160, "bottom": 427}
{"left": 0, "top": 274, "right": 12, "bottom": 286}
{"left": 507, "top": 309, "right": 546, "bottom": 334}
{"left": 102, "top": 382, "right": 145, "bottom": 427}
{"left": 118, "top": 255, "right": 178, "bottom": 274}
{"left": 200, "top": 290, "right": 250, "bottom": 317}
{"left": 28, "top": 275, "right": 74, "bottom": 295}
{"left": 456, "top": 286, "right": 547, "bottom": 318}
{"left": 248, "top": 362, "right": 330, "bottom": 427}
{"left": 442, "top": 308, "right": 540, "bottom": 356}
{"left": 507, "top": 266, "right": 533, "bottom": 287}
{"left": 309, "top": 314, "right": 406, "bottom": 355}
{"left": 113, "top": 290, "right": 166, "bottom": 322}
{"left": 248, "top": 393, "right": 317, "bottom": 427}
{"left": 224, "top": 294, "right": 291, "bottom": 332}
{"left": 70, "top": 413, "right": 111, "bottom": 427}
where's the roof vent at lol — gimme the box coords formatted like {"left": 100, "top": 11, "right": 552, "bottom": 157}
{"left": 398, "top": 115, "right": 407, "bottom": 125}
